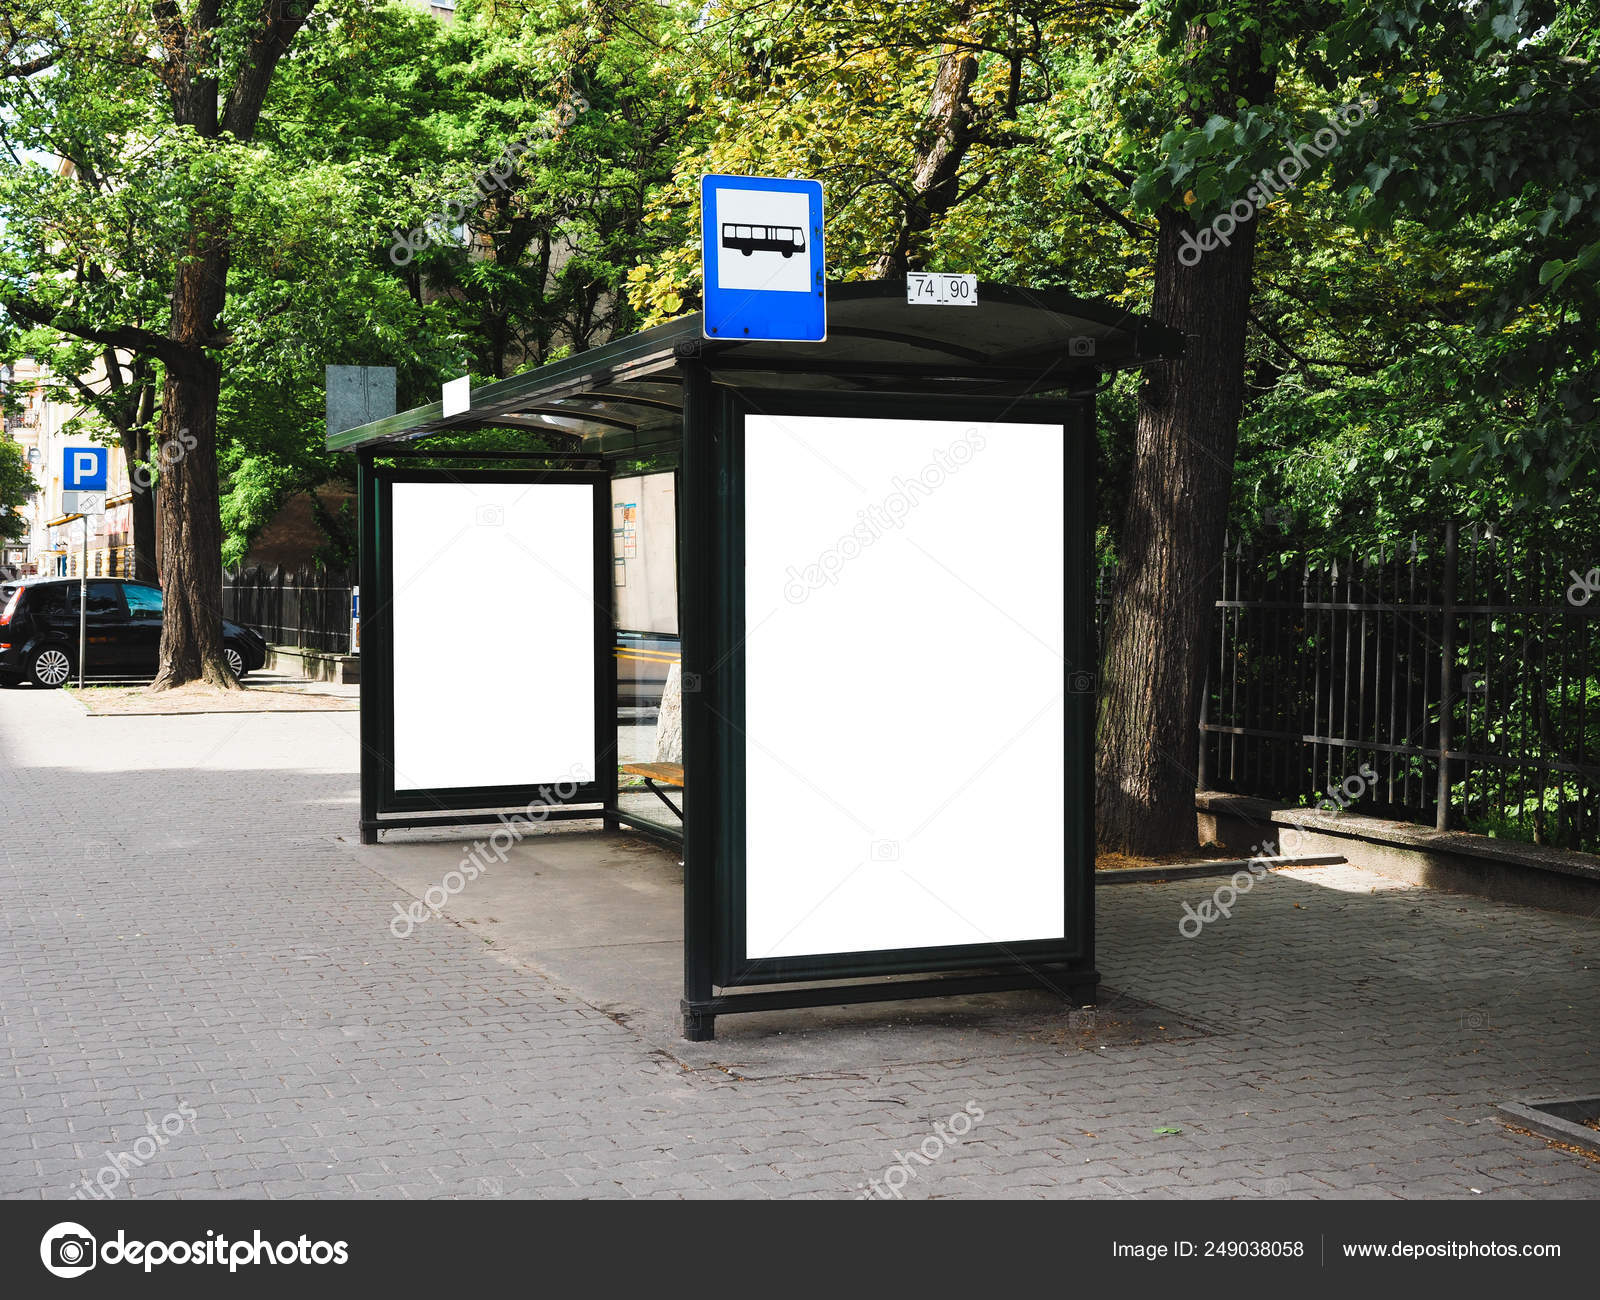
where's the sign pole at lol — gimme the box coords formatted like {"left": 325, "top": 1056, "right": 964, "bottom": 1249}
{"left": 61, "top": 446, "right": 108, "bottom": 692}
{"left": 78, "top": 515, "right": 87, "bottom": 690}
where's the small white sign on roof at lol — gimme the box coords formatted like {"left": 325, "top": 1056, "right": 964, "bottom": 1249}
{"left": 442, "top": 375, "right": 471, "bottom": 417}
{"left": 906, "top": 272, "right": 977, "bottom": 305}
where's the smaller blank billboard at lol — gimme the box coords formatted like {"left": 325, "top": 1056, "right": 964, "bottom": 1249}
{"left": 389, "top": 480, "right": 597, "bottom": 792}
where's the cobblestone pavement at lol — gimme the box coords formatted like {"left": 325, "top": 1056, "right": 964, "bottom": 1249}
{"left": 2, "top": 688, "right": 1597, "bottom": 1200}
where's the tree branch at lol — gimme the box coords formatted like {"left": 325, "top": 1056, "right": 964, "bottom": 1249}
{"left": 221, "top": 1, "right": 316, "bottom": 139}
{"left": 1079, "top": 182, "right": 1156, "bottom": 240}
{"left": 1248, "top": 311, "right": 1376, "bottom": 378}
{"left": 1, "top": 295, "right": 198, "bottom": 377}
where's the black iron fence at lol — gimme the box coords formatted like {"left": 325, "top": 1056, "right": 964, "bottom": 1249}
{"left": 221, "top": 565, "right": 354, "bottom": 655}
{"left": 1099, "top": 523, "right": 1600, "bottom": 853}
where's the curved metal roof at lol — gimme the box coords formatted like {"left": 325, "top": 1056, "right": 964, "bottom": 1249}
{"left": 327, "top": 281, "right": 1183, "bottom": 453}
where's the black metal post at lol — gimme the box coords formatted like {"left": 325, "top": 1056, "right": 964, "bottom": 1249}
{"left": 1436, "top": 520, "right": 1459, "bottom": 831}
{"left": 595, "top": 471, "right": 620, "bottom": 833}
{"left": 678, "top": 356, "right": 717, "bottom": 1041}
{"left": 1074, "top": 393, "right": 1099, "bottom": 1003}
{"left": 357, "top": 450, "right": 380, "bottom": 844}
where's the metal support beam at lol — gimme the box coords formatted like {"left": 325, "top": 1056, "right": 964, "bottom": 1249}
{"left": 679, "top": 361, "right": 717, "bottom": 1040}
{"left": 356, "top": 450, "right": 380, "bottom": 844}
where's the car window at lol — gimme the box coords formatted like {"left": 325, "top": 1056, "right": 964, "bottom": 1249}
{"left": 123, "top": 584, "right": 163, "bottom": 614}
{"left": 25, "top": 585, "right": 73, "bottom": 616}
{"left": 86, "top": 582, "right": 126, "bottom": 620}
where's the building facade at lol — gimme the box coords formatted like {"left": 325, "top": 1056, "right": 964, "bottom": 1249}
{"left": 1, "top": 357, "right": 137, "bottom": 578}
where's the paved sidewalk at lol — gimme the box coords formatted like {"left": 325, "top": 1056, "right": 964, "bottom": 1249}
{"left": 1, "top": 687, "right": 1596, "bottom": 1199}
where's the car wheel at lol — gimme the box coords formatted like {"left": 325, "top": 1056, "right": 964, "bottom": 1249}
{"left": 29, "top": 646, "right": 72, "bottom": 688}
{"left": 224, "top": 646, "right": 246, "bottom": 680}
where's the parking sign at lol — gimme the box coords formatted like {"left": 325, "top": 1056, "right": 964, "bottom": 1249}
{"left": 63, "top": 447, "right": 108, "bottom": 491}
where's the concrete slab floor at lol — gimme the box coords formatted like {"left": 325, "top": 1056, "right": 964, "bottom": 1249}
{"left": 354, "top": 825, "right": 1208, "bottom": 1079}
{"left": 5, "top": 688, "right": 1596, "bottom": 1200}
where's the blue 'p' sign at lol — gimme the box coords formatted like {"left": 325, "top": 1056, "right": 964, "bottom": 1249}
{"left": 63, "top": 447, "right": 108, "bottom": 490}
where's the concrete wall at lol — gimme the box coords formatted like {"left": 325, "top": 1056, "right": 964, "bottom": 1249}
{"left": 1198, "top": 790, "right": 1600, "bottom": 915}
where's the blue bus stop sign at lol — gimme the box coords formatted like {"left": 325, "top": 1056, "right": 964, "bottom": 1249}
{"left": 63, "top": 446, "right": 108, "bottom": 491}
{"left": 701, "top": 175, "right": 825, "bottom": 343}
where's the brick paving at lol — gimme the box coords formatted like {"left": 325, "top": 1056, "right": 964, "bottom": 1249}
{"left": 1, "top": 687, "right": 1597, "bottom": 1199}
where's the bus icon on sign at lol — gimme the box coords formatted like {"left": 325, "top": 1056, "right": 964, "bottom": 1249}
{"left": 721, "top": 223, "right": 806, "bottom": 258}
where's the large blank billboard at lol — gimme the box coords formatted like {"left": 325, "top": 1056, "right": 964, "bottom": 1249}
{"left": 742, "top": 414, "right": 1066, "bottom": 959}
{"left": 389, "top": 480, "right": 596, "bottom": 792}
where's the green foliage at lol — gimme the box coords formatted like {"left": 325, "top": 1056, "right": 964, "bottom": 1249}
{"left": 0, "top": 439, "right": 36, "bottom": 541}
{"left": 628, "top": 1, "right": 1106, "bottom": 320}
{"left": 2, "top": 0, "right": 1593, "bottom": 576}
{"left": 2, "top": 0, "right": 697, "bottom": 563}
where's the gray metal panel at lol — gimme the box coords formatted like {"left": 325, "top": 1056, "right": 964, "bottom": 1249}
{"left": 326, "top": 365, "right": 397, "bottom": 437}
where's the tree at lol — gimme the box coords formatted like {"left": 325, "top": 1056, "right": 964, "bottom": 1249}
{"left": 142, "top": 1, "right": 322, "bottom": 690}
{"left": 205, "top": 0, "right": 698, "bottom": 565}
{"left": 627, "top": 0, "right": 1111, "bottom": 319}
{"left": 0, "top": 0, "right": 319, "bottom": 689}
{"left": 1085, "top": 5, "right": 1280, "bottom": 853}
{"left": 390, "top": 0, "right": 695, "bottom": 378}
{"left": 0, "top": 437, "right": 34, "bottom": 541}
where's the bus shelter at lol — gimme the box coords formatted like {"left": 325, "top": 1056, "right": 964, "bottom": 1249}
{"left": 330, "top": 281, "right": 1183, "bottom": 1039}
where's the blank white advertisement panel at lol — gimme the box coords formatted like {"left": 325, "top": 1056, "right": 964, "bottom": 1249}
{"left": 390, "top": 480, "right": 596, "bottom": 791}
{"left": 743, "top": 414, "right": 1067, "bottom": 959}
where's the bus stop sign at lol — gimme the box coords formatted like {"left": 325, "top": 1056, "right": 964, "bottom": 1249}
{"left": 701, "top": 174, "right": 825, "bottom": 343}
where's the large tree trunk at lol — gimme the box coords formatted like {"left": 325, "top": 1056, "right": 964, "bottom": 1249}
{"left": 117, "top": 373, "right": 158, "bottom": 583}
{"left": 117, "top": 421, "right": 159, "bottom": 583}
{"left": 869, "top": 40, "right": 981, "bottom": 278}
{"left": 1094, "top": 207, "right": 1260, "bottom": 854}
{"left": 127, "top": 447, "right": 158, "bottom": 583}
{"left": 150, "top": 247, "right": 237, "bottom": 692}
{"left": 139, "top": 3, "right": 312, "bottom": 690}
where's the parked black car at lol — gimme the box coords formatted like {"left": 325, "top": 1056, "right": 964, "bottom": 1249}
{"left": 0, "top": 578, "right": 267, "bottom": 687}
